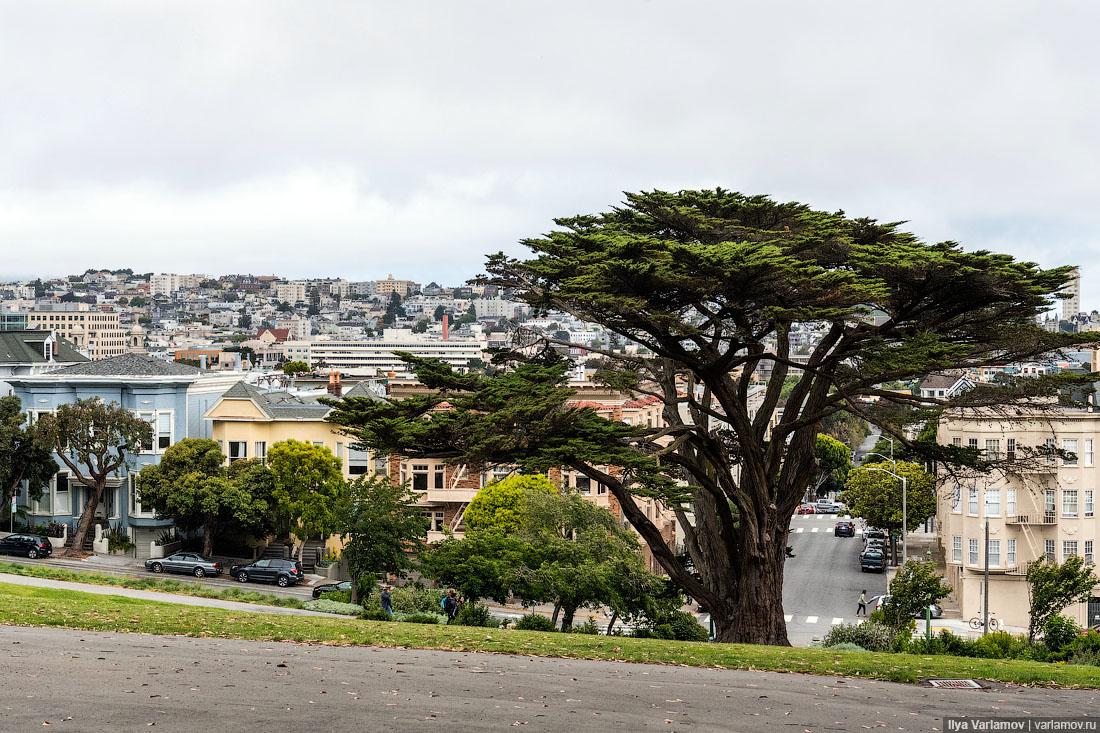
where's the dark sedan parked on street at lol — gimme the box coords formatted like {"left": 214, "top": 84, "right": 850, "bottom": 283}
{"left": 311, "top": 580, "right": 352, "bottom": 599}
{"left": 230, "top": 558, "right": 303, "bottom": 587}
{"left": 0, "top": 533, "right": 53, "bottom": 559}
{"left": 145, "top": 552, "right": 221, "bottom": 578}
{"left": 860, "top": 550, "right": 887, "bottom": 573}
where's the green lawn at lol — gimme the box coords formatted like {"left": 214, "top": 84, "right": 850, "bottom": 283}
{"left": 3, "top": 581, "right": 1100, "bottom": 688}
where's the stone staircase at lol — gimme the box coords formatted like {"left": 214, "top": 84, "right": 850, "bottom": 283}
{"left": 64, "top": 521, "right": 106, "bottom": 553}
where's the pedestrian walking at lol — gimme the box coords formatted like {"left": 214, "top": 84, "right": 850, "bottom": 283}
{"left": 857, "top": 589, "right": 867, "bottom": 617}
{"left": 443, "top": 590, "right": 458, "bottom": 623}
{"left": 381, "top": 585, "right": 393, "bottom": 617}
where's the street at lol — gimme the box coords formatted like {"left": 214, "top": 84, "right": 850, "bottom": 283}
{"left": 784, "top": 512, "right": 886, "bottom": 646}
{"left": 3, "top": 625, "right": 1097, "bottom": 732}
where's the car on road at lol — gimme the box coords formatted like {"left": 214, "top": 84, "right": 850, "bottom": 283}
{"left": 311, "top": 580, "right": 352, "bottom": 600}
{"left": 870, "top": 594, "right": 943, "bottom": 618}
{"left": 0, "top": 533, "right": 53, "bottom": 559}
{"left": 796, "top": 504, "right": 816, "bottom": 514}
{"left": 860, "top": 550, "right": 887, "bottom": 572}
{"left": 834, "top": 521, "right": 855, "bottom": 537}
{"left": 815, "top": 500, "right": 846, "bottom": 514}
{"left": 230, "top": 558, "right": 303, "bottom": 587}
{"left": 864, "top": 528, "right": 887, "bottom": 540}
{"left": 145, "top": 552, "right": 221, "bottom": 578}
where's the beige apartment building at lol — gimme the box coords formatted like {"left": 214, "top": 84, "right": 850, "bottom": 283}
{"left": 28, "top": 305, "right": 128, "bottom": 360}
{"left": 937, "top": 408, "right": 1100, "bottom": 630}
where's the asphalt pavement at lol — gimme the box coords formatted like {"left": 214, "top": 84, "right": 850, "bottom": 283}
{"left": 784, "top": 512, "right": 887, "bottom": 645}
{"left": 3, "top": 625, "right": 1096, "bottom": 732}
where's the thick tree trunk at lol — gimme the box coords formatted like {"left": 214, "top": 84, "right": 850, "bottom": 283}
{"left": 202, "top": 517, "right": 217, "bottom": 559}
{"left": 69, "top": 483, "right": 104, "bottom": 554}
{"left": 560, "top": 606, "right": 576, "bottom": 630}
{"left": 551, "top": 603, "right": 561, "bottom": 625}
{"left": 606, "top": 610, "right": 618, "bottom": 636}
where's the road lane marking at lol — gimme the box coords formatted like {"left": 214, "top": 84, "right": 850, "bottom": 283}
{"left": 784, "top": 615, "right": 793, "bottom": 622}
{"left": 806, "top": 616, "right": 818, "bottom": 624}
{"left": 831, "top": 617, "right": 844, "bottom": 625}
{"left": 793, "top": 527, "right": 803, "bottom": 533}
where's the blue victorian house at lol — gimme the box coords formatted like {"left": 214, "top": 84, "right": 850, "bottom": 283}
{"left": 7, "top": 352, "right": 241, "bottom": 557}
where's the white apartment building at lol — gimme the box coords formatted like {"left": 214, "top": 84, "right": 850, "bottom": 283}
{"left": 474, "top": 297, "right": 528, "bottom": 319}
{"left": 150, "top": 273, "right": 206, "bottom": 297}
{"left": 295, "top": 329, "right": 487, "bottom": 375}
{"left": 275, "top": 316, "right": 310, "bottom": 341}
{"left": 937, "top": 408, "right": 1100, "bottom": 630}
{"left": 28, "top": 304, "right": 128, "bottom": 360}
{"left": 276, "top": 281, "right": 307, "bottom": 304}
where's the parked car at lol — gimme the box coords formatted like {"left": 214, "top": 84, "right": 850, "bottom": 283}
{"left": 230, "top": 558, "right": 303, "bottom": 587}
{"left": 834, "top": 521, "right": 855, "bottom": 537}
{"left": 0, "top": 533, "right": 52, "bottom": 559}
{"left": 797, "top": 504, "right": 816, "bottom": 514}
{"left": 815, "top": 500, "right": 846, "bottom": 514}
{"left": 864, "top": 527, "right": 887, "bottom": 540}
{"left": 870, "top": 594, "right": 943, "bottom": 619}
{"left": 860, "top": 550, "right": 887, "bottom": 572}
{"left": 311, "top": 580, "right": 352, "bottom": 600}
{"left": 145, "top": 552, "right": 221, "bottom": 578}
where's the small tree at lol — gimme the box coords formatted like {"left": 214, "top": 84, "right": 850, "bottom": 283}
{"left": 433, "top": 305, "right": 446, "bottom": 322}
{"left": 283, "top": 360, "right": 310, "bottom": 376}
{"left": 38, "top": 398, "right": 151, "bottom": 553}
{"left": 814, "top": 433, "right": 852, "bottom": 498}
{"left": 0, "top": 396, "right": 58, "bottom": 523}
{"left": 339, "top": 474, "right": 429, "bottom": 604}
{"left": 268, "top": 440, "right": 347, "bottom": 559}
{"left": 1026, "top": 556, "right": 1098, "bottom": 643}
{"left": 137, "top": 440, "right": 274, "bottom": 557}
{"left": 842, "top": 460, "right": 935, "bottom": 564}
{"left": 412, "top": 318, "right": 430, "bottom": 334}
{"left": 463, "top": 474, "right": 555, "bottom": 533}
{"left": 881, "top": 559, "right": 952, "bottom": 631}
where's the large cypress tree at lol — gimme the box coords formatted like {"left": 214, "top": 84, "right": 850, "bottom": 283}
{"left": 326, "top": 189, "right": 1093, "bottom": 645}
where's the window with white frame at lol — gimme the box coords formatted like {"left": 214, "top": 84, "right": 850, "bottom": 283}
{"left": 985, "top": 488, "right": 1000, "bottom": 516}
{"left": 374, "top": 454, "right": 389, "bottom": 476}
{"left": 1088, "top": 490, "right": 1095, "bottom": 518}
{"left": 1064, "top": 540, "right": 1079, "bottom": 560}
{"left": 1045, "top": 489, "right": 1056, "bottom": 517}
{"left": 347, "top": 447, "right": 369, "bottom": 475}
{"left": 597, "top": 483, "right": 607, "bottom": 495}
{"left": 968, "top": 488, "right": 978, "bottom": 515}
{"left": 952, "top": 437, "right": 962, "bottom": 448}
{"left": 410, "top": 464, "right": 429, "bottom": 491}
{"left": 1045, "top": 438, "right": 1057, "bottom": 466}
{"left": 1064, "top": 489, "right": 1079, "bottom": 518}
{"left": 1007, "top": 538, "right": 1016, "bottom": 566}
{"left": 988, "top": 539, "right": 1000, "bottom": 567}
{"left": 434, "top": 465, "right": 445, "bottom": 489}
{"left": 137, "top": 412, "right": 154, "bottom": 452}
{"left": 1087, "top": 540, "right": 1094, "bottom": 564}
{"left": 1006, "top": 488, "right": 1016, "bottom": 516}
{"left": 421, "top": 510, "right": 445, "bottom": 532}
{"left": 1007, "top": 438, "right": 1016, "bottom": 461}
{"left": 1064, "top": 439, "right": 1079, "bottom": 467}
{"left": 968, "top": 538, "right": 979, "bottom": 565}
{"left": 968, "top": 438, "right": 978, "bottom": 451}
{"left": 952, "top": 487, "right": 961, "bottom": 512}
{"left": 254, "top": 441, "right": 267, "bottom": 463}
{"left": 311, "top": 441, "right": 324, "bottom": 448}
{"left": 1087, "top": 439, "right": 1095, "bottom": 467}
{"left": 1046, "top": 539, "right": 1056, "bottom": 561}
{"left": 952, "top": 535, "right": 962, "bottom": 562}
{"left": 228, "top": 441, "right": 247, "bottom": 462}
{"left": 575, "top": 476, "right": 592, "bottom": 494}
{"left": 985, "top": 439, "right": 1000, "bottom": 460}
{"left": 157, "top": 413, "right": 171, "bottom": 450}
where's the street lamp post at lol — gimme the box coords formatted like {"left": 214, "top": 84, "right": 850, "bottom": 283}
{"left": 864, "top": 466, "right": 908, "bottom": 564}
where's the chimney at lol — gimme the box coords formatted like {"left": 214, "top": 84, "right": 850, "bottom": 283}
{"left": 199, "top": 354, "right": 208, "bottom": 370}
{"left": 442, "top": 314, "right": 449, "bottom": 340}
{"left": 327, "top": 371, "right": 342, "bottom": 397}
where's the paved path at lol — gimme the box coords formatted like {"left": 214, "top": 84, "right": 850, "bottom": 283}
{"left": 0, "top": 572, "right": 345, "bottom": 617}
{"left": 2, "top": 626, "right": 1096, "bottom": 731}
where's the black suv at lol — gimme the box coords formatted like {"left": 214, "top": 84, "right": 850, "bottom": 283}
{"left": 834, "top": 521, "right": 855, "bottom": 537}
{"left": 0, "top": 533, "right": 53, "bottom": 559}
{"left": 229, "top": 558, "right": 303, "bottom": 587}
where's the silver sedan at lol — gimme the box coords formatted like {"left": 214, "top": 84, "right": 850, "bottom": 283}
{"left": 145, "top": 552, "right": 222, "bottom": 578}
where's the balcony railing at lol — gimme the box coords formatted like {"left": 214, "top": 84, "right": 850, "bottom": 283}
{"left": 1005, "top": 512, "right": 1057, "bottom": 525}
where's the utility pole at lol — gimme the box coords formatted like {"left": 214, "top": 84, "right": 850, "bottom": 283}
{"left": 983, "top": 515, "right": 990, "bottom": 636}
{"left": 902, "top": 475, "right": 908, "bottom": 563}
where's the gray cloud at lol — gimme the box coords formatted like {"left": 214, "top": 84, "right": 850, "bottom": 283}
{"left": 1, "top": 1, "right": 1098, "bottom": 311}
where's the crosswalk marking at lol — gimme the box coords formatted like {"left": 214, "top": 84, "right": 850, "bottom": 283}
{"left": 792, "top": 527, "right": 803, "bottom": 533}
{"left": 805, "top": 616, "right": 818, "bottom": 624}
{"left": 831, "top": 617, "right": 844, "bottom": 625}
{"left": 811, "top": 527, "right": 819, "bottom": 533}
{"left": 784, "top": 614, "right": 793, "bottom": 622}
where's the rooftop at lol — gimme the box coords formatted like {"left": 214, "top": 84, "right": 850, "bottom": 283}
{"left": 53, "top": 353, "right": 206, "bottom": 377}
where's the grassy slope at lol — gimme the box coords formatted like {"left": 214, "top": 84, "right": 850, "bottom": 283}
{"left": 2, "top": 582, "right": 1100, "bottom": 688}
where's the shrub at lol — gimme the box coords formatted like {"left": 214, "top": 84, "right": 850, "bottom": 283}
{"left": 514, "top": 613, "right": 557, "bottom": 632}
{"left": 393, "top": 611, "right": 447, "bottom": 625}
{"left": 452, "top": 603, "right": 499, "bottom": 628}
{"left": 303, "top": 599, "right": 363, "bottom": 616}
{"left": 1042, "top": 614, "right": 1081, "bottom": 655}
{"left": 105, "top": 522, "right": 134, "bottom": 554}
{"left": 1067, "top": 629, "right": 1100, "bottom": 665}
{"left": 825, "top": 642, "right": 868, "bottom": 652}
{"left": 361, "top": 608, "right": 392, "bottom": 622}
{"left": 362, "top": 585, "right": 446, "bottom": 615}
{"left": 631, "top": 610, "right": 708, "bottom": 642}
{"left": 821, "top": 621, "right": 893, "bottom": 652}
{"left": 972, "top": 630, "right": 1030, "bottom": 660}
{"left": 573, "top": 618, "right": 600, "bottom": 635}
{"left": 319, "top": 589, "right": 352, "bottom": 604}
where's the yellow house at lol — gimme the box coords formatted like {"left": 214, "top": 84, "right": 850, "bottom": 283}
{"left": 204, "top": 380, "right": 380, "bottom": 478}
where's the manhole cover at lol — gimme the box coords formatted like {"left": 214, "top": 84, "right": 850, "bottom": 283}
{"left": 927, "top": 679, "right": 982, "bottom": 689}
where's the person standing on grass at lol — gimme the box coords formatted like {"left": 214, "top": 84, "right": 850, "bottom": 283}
{"left": 381, "top": 585, "right": 393, "bottom": 617}
{"left": 857, "top": 589, "right": 867, "bottom": 617}
{"left": 443, "top": 590, "right": 458, "bottom": 623}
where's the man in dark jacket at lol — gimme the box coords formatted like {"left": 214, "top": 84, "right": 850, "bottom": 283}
{"left": 381, "top": 586, "right": 393, "bottom": 617}
{"left": 443, "top": 590, "right": 458, "bottom": 622}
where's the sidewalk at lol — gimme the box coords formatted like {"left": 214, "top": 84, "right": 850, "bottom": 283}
{"left": 0, "top": 572, "right": 347, "bottom": 617}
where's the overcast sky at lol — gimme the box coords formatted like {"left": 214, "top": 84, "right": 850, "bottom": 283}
{"left": 1, "top": 2, "right": 1097, "bottom": 312}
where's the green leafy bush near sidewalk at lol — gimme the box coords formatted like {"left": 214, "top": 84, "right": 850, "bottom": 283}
{"left": 303, "top": 599, "right": 362, "bottom": 615}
